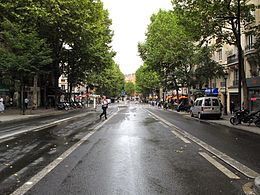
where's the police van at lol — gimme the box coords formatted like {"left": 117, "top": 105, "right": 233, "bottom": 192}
{"left": 190, "top": 97, "right": 222, "bottom": 119}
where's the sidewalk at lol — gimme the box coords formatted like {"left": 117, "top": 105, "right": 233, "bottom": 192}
{"left": 0, "top": 107, "right": 72, "bottom": 123}
{"left": 176, "top": 110, "right": 260, "bottom": 136}
{"left": 1, "top": 106, "right": 260, "bottom": 136}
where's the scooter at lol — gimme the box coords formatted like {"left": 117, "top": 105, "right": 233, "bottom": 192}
{"left": 230, "top": 109, "right": 260, "bottom": 127}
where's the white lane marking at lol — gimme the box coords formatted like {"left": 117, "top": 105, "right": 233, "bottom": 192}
{"left": 199, "top": 152, "right": 240, "bottom": 179}
{"left": 11, "top": 110, "right": 119, "bottom": 195}
{"left": 145, "top": 108, "right": 260, "bottom": 179}
{"left": 0, "top": 113, "right": 90, "bottom": 140}
{"left": 159, "top": 121, "right": 169, "bottom": 129}
{"left": 148, "top": 110, "right": 191, "bottom": 143}
{"left": 11, "top": 131, "right": 93, "bottom": 195}
{"left": 176, "top": 128, "right": 259, "bottom": 179}
{"left": 171, "top": 130, "right": 191, "bottom": 144}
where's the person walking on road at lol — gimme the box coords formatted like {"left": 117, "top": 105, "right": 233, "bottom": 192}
{"left": 100, "top": 96, "right": 108, "bottom": 120}
{"left": 0, "top": 96, "right": 4, "bottom": 113}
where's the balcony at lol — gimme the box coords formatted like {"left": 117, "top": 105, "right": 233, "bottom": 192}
{"left": 227, "top": 54, "right": 238, "bottom": 65}
{"left": 245, "top": 44, "right": 255, "bottom": 56}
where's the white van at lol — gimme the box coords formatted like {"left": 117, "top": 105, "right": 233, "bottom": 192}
{"left": 190, "top": 97, "right": 222, "bottom": 119}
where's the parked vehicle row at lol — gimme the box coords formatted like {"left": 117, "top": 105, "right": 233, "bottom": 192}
{"left": 57, "top": 102, "right": 83, "bottom": 110}
{"left": 229, "top": 109, "right": 260, "bottom": 127}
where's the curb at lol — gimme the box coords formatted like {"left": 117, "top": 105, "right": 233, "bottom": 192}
{"left": 0, "top": 108, "right": 96, "bottom": 125}
{"left": 254, "top": 176, "right": 260, "bottom": 195}
{"left": 174, "top": 110, "right": 260, "bottom": 136}
{"left": 0, "top": 110, "right": 65, "bottom": 125}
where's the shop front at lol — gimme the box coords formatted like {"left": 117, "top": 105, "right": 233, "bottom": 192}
{"left": 246, "top": 77, "right": 260, "bottom": 111}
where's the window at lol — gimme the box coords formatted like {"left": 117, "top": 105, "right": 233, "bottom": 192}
{"left": 198, "top": 100, "right": 203, "bottom": 106}
{"left": 212, "top": 99, "right": 219, "bottom": 106}
{"left": 246, "top": 34, "right": 254, "bottom": 50}
{"left": 234, "top": 69, "right": 238, "bottom": 81}
{"left": 217, "top": 49, "right": 222, "bottom": 61}
{"left": 204, "top": 98, "right": 211, "bottom": 106}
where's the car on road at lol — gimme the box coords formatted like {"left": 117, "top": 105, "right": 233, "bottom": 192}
{"left": 190, "top": 96, "right": 222, "bottom": 119}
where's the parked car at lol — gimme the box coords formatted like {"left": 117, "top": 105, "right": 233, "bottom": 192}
{"left": 190, "top": 97, "right": 222, "bottom": 119}
{"left": 176, "top": 100, "right": 191, "bottom": 112}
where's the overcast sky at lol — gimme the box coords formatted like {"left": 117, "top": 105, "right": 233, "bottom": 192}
{"left": 102, "top": 0, "right": 172, "bottom": 75}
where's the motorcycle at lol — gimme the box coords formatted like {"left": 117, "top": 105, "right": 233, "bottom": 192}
{"left": 57, "top": 102, "right": 70, "bottom": 111}
{"left": 230, "top": 109, "right": 260, "bottom": 127}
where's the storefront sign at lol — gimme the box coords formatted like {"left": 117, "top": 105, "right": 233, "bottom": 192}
{"left": 205, "top": 88, "right": 219, "bottom": 95}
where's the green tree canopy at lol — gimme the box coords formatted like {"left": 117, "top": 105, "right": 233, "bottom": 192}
{"left": 0, "top": 19, "right": 52, "bottom": 79}
{"left": 135, "top": 64, "right": 160, "bottom": 97}
{"left": 171, "top": 0, "right": 256, "bottom": 107}
{"left": 124, "top": 81, "right": 135, "bottom": 97}
{"left": 88, "top": 62, "right": 124, "bottom": 97}
{"left": 0, "top": 0, "right": 114, "bottom": 90}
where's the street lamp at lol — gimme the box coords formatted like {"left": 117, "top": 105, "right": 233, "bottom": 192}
{"left": 224, "top": 71, "right": 229, "bottom": 115}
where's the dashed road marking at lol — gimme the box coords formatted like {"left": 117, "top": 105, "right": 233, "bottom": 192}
{"left": 199, "top": 152, "right": 240, "bottom": 179}
{"left": 171, "top": 130, "right": 191, "bottom": 144}
{"left": 10, "top": 110, "right": 119, "bottom": 195}
{"left": 145, "top": 108, "right": 260, "bottom": 179}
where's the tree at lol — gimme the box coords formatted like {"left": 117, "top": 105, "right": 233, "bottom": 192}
{"left": 194, "top": 46, "right": 225, "bottom": 88}
{"left": 0, "top": 19, "right": 52, "bottom": 75}
{"left": 124, "top": 81, "right": 135, "bottom": 97}
{"left": 135, "top": 64, "right": 161, "bottom": 98}
{"left": 88, "top": 62, "right": 124, "bottom": 97}
{"left": 139, "top": 10, "right": 223, "bottom": 101}
{"left": 0, "top": 0, "right": 115, "bottom": 105}
{"left": 140, "top": 10, "right": 196, "bottom": 93}
{"left": 0, "top": 19, "right": 52, "bottom": 110}
{"left": 171, "top": 0, "right": 256, "bottom": 108}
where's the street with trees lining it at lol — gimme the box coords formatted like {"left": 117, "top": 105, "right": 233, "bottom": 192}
{"left": 0, "top": 0, "right": 125, "bottom": 108}
{"left": 136, "top": 1, "right": 260, "bottom": 109}
{"left": 1, "top": 1, "right": 260, "bottom": 194}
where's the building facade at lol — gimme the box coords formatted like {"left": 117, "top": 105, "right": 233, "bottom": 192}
{"left": 211, "top": 0, "right": 260, "bottom": 113}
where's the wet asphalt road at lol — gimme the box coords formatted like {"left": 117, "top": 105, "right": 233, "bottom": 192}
{"left": 14, "top": 104, "right": 255, "bottom": 195}
{"left": 147, "top": 107, "right": 260, "bottom": 174}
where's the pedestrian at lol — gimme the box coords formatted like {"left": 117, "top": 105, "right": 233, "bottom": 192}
{"left": 230, "top": 101, "right": 235, "bottom": 114}
{"left": 219, "top": 100, "right": 223, "bottom": 112}
{"left": 0, "top": 96, "right": 4, "bottom": 113}
{"left": 9, "top": 97, "right": 13, "bottom": 107}
{"left": 24, "top": 97, "right": 29, "bottom": 109}
{"left": 100, "top": 96, "right": 108, "bottom": 120}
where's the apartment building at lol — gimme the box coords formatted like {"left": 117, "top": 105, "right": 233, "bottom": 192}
{"left": 211, "top": 0, "right": 260, "bottom": 112}
{"left": 125, "top": 73, "right": 136, "bottom": 83}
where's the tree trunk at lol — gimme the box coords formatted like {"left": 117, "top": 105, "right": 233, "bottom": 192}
{"left": 241, "top": 54, "right": 249, "bottom": 109}
{"left": 32, "top": 74, "right": 38, "bottom": 109}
